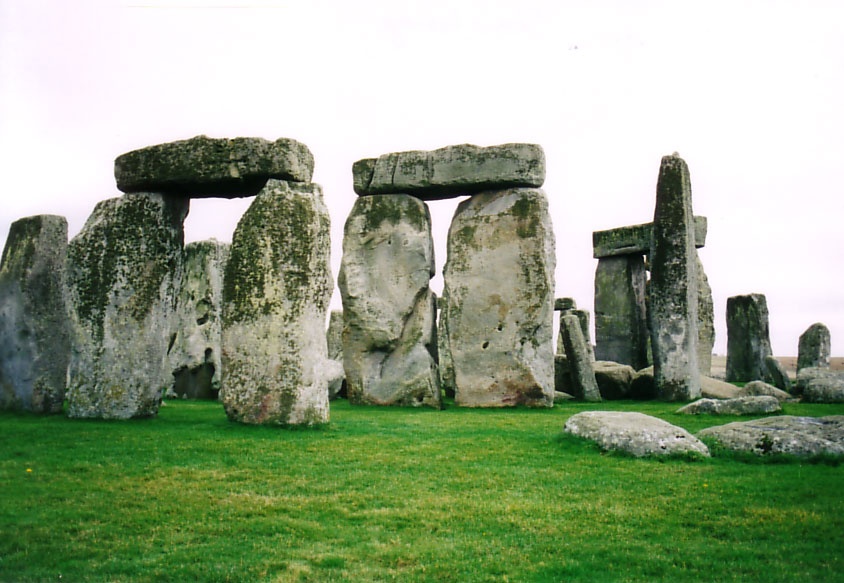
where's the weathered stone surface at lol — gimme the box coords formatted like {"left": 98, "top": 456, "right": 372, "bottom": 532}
{"left": 594, "top": 255, "right": 649, "bottom": 370}
{"left": 167, "top": 240, "right": 228, "bottom": 400}
{"left": 353, "top": 143, "right": 545, "bottom": 200}
{"left": 698, "top": 416, "right": 844, "bottom": 458}
{"left": 593, "top": 361, "right": 636, "bottom": 400}
{"left": 564, "top": 411, "right": 710, "bottom": 458}
{"left": 560, "top": 314, "right": 601, "bottom": 402}
{"left": 696, "top": 254, "right": 714, "bottom": 376}
{"left": 737, "top": 380, "right": 793, "bottom": 402}
{"left": 554, "top": 391, "right": 574, "bottom": 404}
{"left": 338, "top": 194, "right": 441, "bottom": 408}
{"left": 0, "top": 215, "right": 71, "bottom": 413}
{"left": 557, "top": 308, "right": 593, "bottom": 360}
{"left": 797, "top": 323, "right": 831, "bottom": 371}
{"left": 554, "top": 354, "right": 573, "bottom": 396}
{"left": 67, "top": 194, "right": 188, "bottom": 419}
{"left": 592, "top": 216, "right": 708, "bottom": 258}
{"left": 629, "top": 366, "right": 657, "bottom": 400}
{"left": 221, "top": 180, "right": 332, "bottom": 425}
{"left": 796, "top": 368, "right": 844, "bottom": 403}
{"left": 649, "top": 154, "right": 700, "bottom": 401}
{"left": 441, "top": 187, "right": 555, "bottom": 407}
{"left": 726, "top": 293, "right": 773, "bottom": 382}
{"left": 763, "top": 355, "right": 793, "bottom": 394}
{"left": 677, "top": 396, "right": 781, "bottom": 416}
{"left": 325, "top": 310, "right": 345, "bottom": 400}
{"left": 115, "top": 135, "right": 314, "bottom": 197}
{"left": 700, "top": 376, "right": 741, "bottom": 400}
{"left": 554, "top": 297, "right": 576, "bottom": 312}
{"left": 436, "top": 294, "right": 455, "bottom": 399}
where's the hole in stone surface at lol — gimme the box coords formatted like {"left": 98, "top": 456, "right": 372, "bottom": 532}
{"left": 482, "top": 341, "right": 489, "bottom": 349}
{"left": 497, "top": 323, "right": 503, "bottom": 331}
{"left": 167, "top": 333, "right": 177, "bottom": 354}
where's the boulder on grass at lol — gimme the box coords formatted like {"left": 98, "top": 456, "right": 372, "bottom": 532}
{"left": 700, "top": 376, "right": 741, "bottom": 400}
{"left": 676, "top": 396, "right": 781, "bottom": 416}
{"left": 593, "top": 361, "right": 636, "bottom": 400}
{"left": 698, "top": 416, "right": 844, "bottom": 458}
{"left": 737, "top": 380, "right": 792, "bottom": 402}
{"left": 796, "top": 368, "right": 844, "bottom": 403}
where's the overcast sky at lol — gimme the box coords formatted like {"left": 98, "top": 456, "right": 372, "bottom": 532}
{"left": 1, "top": 0, "right": 842, "bottom": 356}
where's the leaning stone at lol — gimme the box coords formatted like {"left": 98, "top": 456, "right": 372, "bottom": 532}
{"left": 797, "top": 323, "right": 831, "bottom": 371}
{"left": 700, "top": 376, "right": 741, "bottom": 400}
{"left": 558, "top": 309, "right": 593, "bottom": 361}
{"left": 441, "top": 187, "right": 555, "bottom": 407}
{"left": 796, "top": 368, "right": 844, "bottom": 403}
{"left": 560, "top": 314, "right": 601, "bottom": 402}
{"left": 737, "top": 380, "right": 793, "bottom": 403}
{"left": 649, "top": 153, "right": 700, "bottom": 401}
{"left": 564, "top": 411, "right": 710, "bottom": 458}
{"left": 338, "top": 194, "right": 441, "bottom": 408}
{"left": 66, "top": 194, "right": 188, "bottom": 419}
{"left": 352, "top": 143, "right": 545, "bottom": 200}
{"left": 221, "top": 180, "right": 332, "bottom": 425}
{"left": 168, "top": 240, "right": 228, "bottom": 400}
{"left": 726, "top": 293, "right": 773, "bottom": 382}
{"left": 698, "top": 416, "right": 844, "bottom": 458}
{"left": 593, "top": 255, "right": 649, "bottom": 370}
{"left": 676, "top": 396, "right": 781, "bottom": 416}
{"left": 0, "top": 215, "right": 71, "bottom": 413}
{"left": 591, "top": 216, "right": 708, "bottom": 259}
{"left": 592, "top": 361, "right": 636, "bottom": 400}
{"left": 696, "top": 253, "right": 715, "bottom": 376}
{"left": 115, "top": 135, "right": 314, "bottom": 197}
{"left": 763, "top": 355, "right": 793, "bottom": 394}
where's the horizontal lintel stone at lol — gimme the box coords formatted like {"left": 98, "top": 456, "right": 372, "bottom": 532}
{"left": 592, "top": 216, "right": 707, "bottom": 259}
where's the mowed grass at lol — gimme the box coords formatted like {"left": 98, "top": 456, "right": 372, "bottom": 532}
{"left": 2, "top": 399, "right": 844, "bottom": 582}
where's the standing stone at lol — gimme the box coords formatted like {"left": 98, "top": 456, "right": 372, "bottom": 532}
{"left": 168, "top": 240, "right": 228, "bottom": 399}
{"left": 696, "top": 254, "right": 715, "bottom": 376}
{"left": 325, "top": 310, "right": 346, "bottom": 400}
{"left": 797, "top": 323, "right": 831, "bottom": 371}
{"left": 593, "top": 255, "right": 649, "bottom": 370}
{"left": 441, "top": 188, "right": 555, "bottom": 407}
{"left": 338, "top": 195, "right": 441, "bottom": 408}
{"left": 726, "top": 293, "right": 773, "bottom": 383}
{"left": 0, "top": 215, "right": 71, "bottom": 413}
{"left": 649, "top": 154, "right": 700, "bottom": 401}
{"left": 66, "top": 194, "right": 188, "bottom": 419}
{"left": 221, "top": 180, "right": 332, "bottom": 425}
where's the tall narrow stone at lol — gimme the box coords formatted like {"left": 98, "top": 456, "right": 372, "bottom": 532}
{"left": 66, "top": 194, "right": 188, "bottom": 419}
{"left": 560, "top": 314, "right": 601, "bottom": 402}
{"left": 338, "top": 195, "right": 441, "bottom": 408}
{"left": 797, "top": 323, "right": 831, "bottom": 371}
{"left": 0, "top": 215, "right": 71, "bottom": 413}
{"left": 441, "top": 188, "right": 555, "bottom": 407}
{"left": 325, "top": 310, "right": 345, "bottom": 400}
{"left": 593, "top": 255, "right": 649, "bottom": 370}
{"left": 696, "top": 253, "right": 715, "bottom": 376}
{"left": 726, "top": 293, "right": 773, "bottom": 382}
{"left": 648, "top": 154, "right": 700, "bottom": 401}
{"left": 221, "top": 180, "right": 332, "bottom": 425}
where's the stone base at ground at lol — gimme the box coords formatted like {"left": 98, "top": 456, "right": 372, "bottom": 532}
{"left": 698, "top": 416, "right": 844, "bottom": 458}
{"left": 676, "top": 396, "right": 781, "bottom": 415}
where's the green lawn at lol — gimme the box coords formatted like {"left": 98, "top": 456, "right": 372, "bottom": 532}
{"left": 1, "top": 399, "right": 843, "bottom": 582}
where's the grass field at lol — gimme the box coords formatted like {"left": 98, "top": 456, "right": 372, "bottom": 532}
{"left": 2, "top": 399, "right": 843, "bottom": 582}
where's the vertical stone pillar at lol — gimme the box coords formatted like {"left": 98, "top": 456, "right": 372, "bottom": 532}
{"left": 338, "top": 194, "right": 441, "bottom": 408}
{"left": 221, "top": 180, "right": 332, "bottom": 425}
{"left": 649, "top": 154, "right": 700, "bottom": 401}
{"left": 725, "top": 293, "right": 773, "bottom": 382}
{"left": 0, "top": 215, "right": 71, "bottom": 413}
{"left": 696, "top": 253, "right": 715, "bottom": 376}
{"left": 797, "top": 323, "right": 831, "bottom": 371}
{"left": 594, "top": 255, "right": 649, "bottom": 370}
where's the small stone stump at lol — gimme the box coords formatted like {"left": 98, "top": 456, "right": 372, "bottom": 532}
{"left": 726, "top": 293, "right": 773, "bottom": 383}
{"left": 797, "top": 323, "right": 831, "bottom": 372}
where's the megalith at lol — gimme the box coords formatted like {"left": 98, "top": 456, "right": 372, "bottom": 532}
{"left": 797, "top": 323, "right": 831, "bottom": 372}
{"left": 696, "top": 253, "right": 715, "bottom": 376}
{"left": 593, "top": 255, "right": 649, "bottom": 370}
{"left": 220, "top": 180, "right": 333, "bottom": 425}
{"left": 325, "top": 310, "right": 345, "bottom": 400}
{"left": 560, "top": 314, "right": 601, "bottom": 402}
{"left": 648, "top": 153, "right": 700, "bottom": 401}
{"left": 726, "top": 293, "right": 773, "bottom": 383}
{"left": 338, "top": 194, "right": 441, "bottom": 408}
{"left": 441, "top": 187, "right": 555, "bottom": 407}
{"left": 0, "top": 215, "right": 71, "bottom": 413}
{"left": 168, "top": 239, "right": 228, "bottom": 399}
{"left": 66, "top": 194, "right": 188, "bottom": 419}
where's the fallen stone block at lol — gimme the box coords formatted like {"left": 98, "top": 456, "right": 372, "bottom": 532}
{"left": 698, "top": 416, "right": 844, "bottom": 458}
{"left": 676, "top": 396, "right": 781, "bottom": 415}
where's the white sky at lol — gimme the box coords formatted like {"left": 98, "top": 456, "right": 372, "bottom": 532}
{"left": 1, "top": 0, "right": 842, "bottom": 356}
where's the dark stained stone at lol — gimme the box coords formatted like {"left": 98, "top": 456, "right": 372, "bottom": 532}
{"left": 592, "top": 216, "right": 707, "bottom": 259}
{"left": 726, "top": 293, "right": 773, "bottom": 383}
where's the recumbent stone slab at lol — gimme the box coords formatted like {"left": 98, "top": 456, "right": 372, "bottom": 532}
{"left": 676, "top": 396, "right": 781, "bottom": 416}
{"left": 591, "top": 215, "right": 708, "bottom": 259}
{"left": 698, "top": 416, "right": 844, "bottom": 458}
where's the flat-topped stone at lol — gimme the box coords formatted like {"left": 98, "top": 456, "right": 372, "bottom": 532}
{"left": 352, "top": 143, "right": 545, "bottom": 200}
{"left": 115, "top": 135, "right": 314, "bottom": 197}
{"left": 698, "top": 416, "right": 844, "bottom": 458}
{"left": 592, "top": 216, "right": 707, "bottom": 259}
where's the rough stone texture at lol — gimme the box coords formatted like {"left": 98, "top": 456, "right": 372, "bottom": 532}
{"left": 629, "top": 366, "right": 657, "bottom": 400}
{"left": 167, "top": 240, "right": 228, "bottom": 400}
{"left": 353, "top": 143, "right": 545, "bottom": 200}
{"left": 700, "top": 376, "right": 741, "bottom": 400}
{"left": 594, "top": 255, "right": 649, "bottom": 370}
{"left": 554, "top": 391, "right": 574, "bottom": 404}
{"left": 220, "top": 180, "right": 332, "bottom": 425}
{"left": 676, "top": 396, "right": 781, "bottom": 416}
{"left": 763, "top": 356, "right": 793, "bottom": 394}
{"left": 592, "top": 216, "right": 708, "bottom": 258}
{"left": 560, "top": 314, "right": 601, "bottom": 402}
{"left": 441, "top": 187, "right": 555, "bottom": 407}
{"left": 436, "top": 295, "right": 455, "bottom": 399}
{"left": 726, "top": 293, "right": 773, "bottom": 382}
{"left": 649, "top": 154, "right": 700, "bottom": 401}
{"left": 696, "top": 253, "right": 714, "bottom": 376}
{"left": 737, "top": 380, "right": 793, "bottom": 402}
{"left": 554, "top": 355, "right": 573, "bottom": 396}
{"left": 797, "top": 323, "right": 831, "bottom": 371}
{"left": 325, "top": 310, "right": 345, "bottom": 400}
{"left": 557, "top": 308, "right": 593, "bottom": 361}
{"left": 115, "top": 135, "right": 314, "bottom": 197}
{"left": 564, "top": 411, "right": 710, "bottom": 458}
{"left": 592, "top": 361, "right": 636, "bottom": 400}
{"left": 66, "top": 194, "right": 188, "bottom": 419}
{"left": 796, "top": 368, "right": 844, "bottom": 403}
{"left": 554, "top": 297, "right": 576, "bottom": 312}
{"left": 698, "top": 416, "right": 844, "bottom": 458}
{"left": 338, "top": 194, "right": 441, "bottom": 408}
{"left": 0, "top": 215, "right": 71, "bottom": 413}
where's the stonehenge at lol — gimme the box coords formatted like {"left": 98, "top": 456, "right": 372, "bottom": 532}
{"left": 726, "top": 293, "right": 773, "bottom": 383}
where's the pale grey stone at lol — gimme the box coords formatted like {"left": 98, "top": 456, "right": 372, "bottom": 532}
{"left": 115, "top": 135, "right": 314, "bottom": 197}
{"left": 649, "top": 154, "right": 700, "bottom": 401}
{"left": 726, "top": 293, "right": 773, "bottom": 382}
{"left": 325, "top": 310, "right": 345, "bottom": 400}
{"left": 593, "top": 361, "right": 636, "bottom": 400}
{"left": 66, "top": 194, "right": 188, "bottom": 419}
{"left": 796, "top": 367, "right": 844, "bottom": 403}
{"left": 797, "top": 323, "right": 831, "bottom": 371}
{"left": 338, "top": 194, "right": 441, "bottom": 408}
{"left": 698, "top": 416, "right": 844, "bottom": 458}
{"left": 560, "top": 314, "right": 601, "bottom": 402}
{"left": 591, "top": 216, "right": 708, "bottom": 259}
{"left": 353, "top": 143, "right": 545, "bottom": 200}
{"left": 557, "top": 308, "right": 593, "bottom": 360}
{"left": 441, "top": 187, "right": 555, "bottom": 407}
{"left": 737, "top": 380, "right": 793, "bottom": 402}
{"left": 763, "top": 355, "right": 793, "bottom": 394}
{"left": 676, "top": 396, "right": 781, "bottom": 415}
{"left": 700, "top": 375, "right": 741, "bottom": 400}
{"left": 0, "top": 215, "right": 70, "bottom": 413}
{"left": 564, "top": 411, "right": 710, "bottom": 458}
{"left": 221, "top": 180, "right": 332, "bottom": 425}
{"left": 594, "top": 255, "right": 649, "bottom": 370}
{"left": 696, "top": 253, "right": 714, "bottom": 376}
